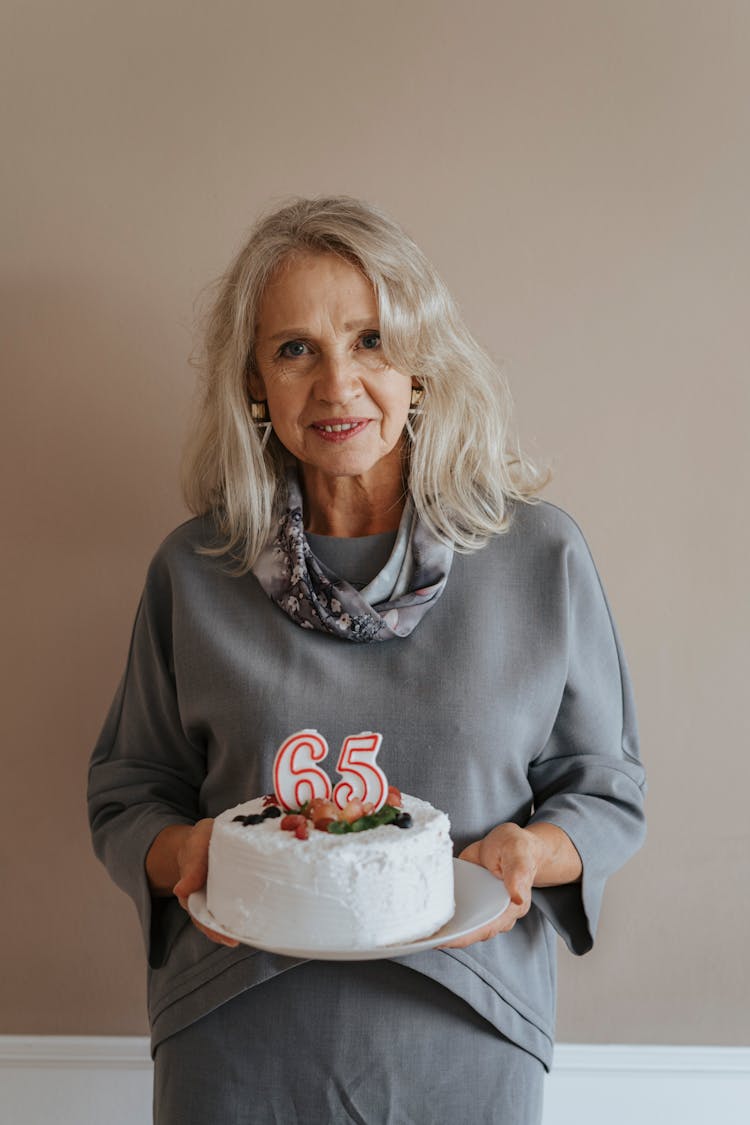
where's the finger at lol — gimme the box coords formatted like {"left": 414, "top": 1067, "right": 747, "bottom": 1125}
{"left": 458, "top": 841, "right": 482, "bottom": 864}
{"left": 474, "top": 828, "right": 535, "bottom": 907}
{"left": 173, "top": 820, "right": 214, "bottom": 897}
{"left": 477, "top": 831, "right": 516, "bottom": 881}
{"left": 177, "top": 893, "right": 240, "bottom": 948}
{"left": 500, "top": 848, "right": 535, "bottom": 908}
{"left": 439, "top": 921, "right": 495, "bottom": 948}
{"left": 191, "top": 917, "right": 239, "bottom": 948}
{"left": 439, "top": 900, "right": 526, "bottom": 948}
{"left": 173, "top": 865, "right": 207, "bottom": 898}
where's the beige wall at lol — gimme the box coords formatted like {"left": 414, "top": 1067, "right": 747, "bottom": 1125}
{"left": 3, "top": 0, "right": 748, "bottom": 1043}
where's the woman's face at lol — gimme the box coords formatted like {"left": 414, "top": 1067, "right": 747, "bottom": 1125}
{"left": 251, "top": 252, "right": 413, "bottom": 493}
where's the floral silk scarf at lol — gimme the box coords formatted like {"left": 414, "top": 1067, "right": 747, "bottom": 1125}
{"left": 251, "top": 464, "right": 454, "bottom": 642}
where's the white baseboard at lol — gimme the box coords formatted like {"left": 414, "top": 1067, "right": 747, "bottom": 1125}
{"left": 0, "top": 1036, "right": 152, "bottom": 1125}
{"left": 546, "top": 1044, "right": 750, "bottom": 1125}
{"left": 1, "top": 1037, "right": 748, "bottom": 1125}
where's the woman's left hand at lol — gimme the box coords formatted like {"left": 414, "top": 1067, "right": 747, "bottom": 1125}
{"left": 439, "top": 821, "right": 581, "bottom": 949}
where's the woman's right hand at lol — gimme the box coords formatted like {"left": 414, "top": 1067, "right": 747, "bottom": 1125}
{"left": 148, "top": 819, "right": 240, "bottom": 948}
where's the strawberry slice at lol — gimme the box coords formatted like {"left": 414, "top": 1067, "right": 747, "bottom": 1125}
{"left": 340, "top": 799, "right": 366, "bottom": 824}
{"left": 386, "top": 786, "right": 402, "bottom": 809}
{"left": 309, "top": 798, "right": 338, "bottom": 824}
{"left": 294, "top": 821, "right": 309, "bottom": 840}
{"left": 281, "top": 814, "right": 307, "bottom": 832}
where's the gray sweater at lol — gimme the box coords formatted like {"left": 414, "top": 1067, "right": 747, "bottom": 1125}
{"left": 88, "top": 498, "right": 646, "bottom": 1069}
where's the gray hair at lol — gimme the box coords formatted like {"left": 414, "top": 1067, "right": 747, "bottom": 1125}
{"left": 182, "top": 195, "right": 548, "bottom": 570}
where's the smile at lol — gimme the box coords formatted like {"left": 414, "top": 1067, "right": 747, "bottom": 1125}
{"left": 310, "top": 419, "right": 371, "bottom": 442}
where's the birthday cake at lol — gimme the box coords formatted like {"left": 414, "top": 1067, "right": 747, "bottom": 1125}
{"left": 205, "top": 732, "right": 455, "bottom": 950}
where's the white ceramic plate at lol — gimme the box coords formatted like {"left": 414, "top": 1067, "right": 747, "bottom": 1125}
{"left": 188, "top": 858, "right": 510, "bottom": 961}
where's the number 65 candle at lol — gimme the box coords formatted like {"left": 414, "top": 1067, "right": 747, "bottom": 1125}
{"left": 273, "top": 730, "right": 388, "bottom": 812}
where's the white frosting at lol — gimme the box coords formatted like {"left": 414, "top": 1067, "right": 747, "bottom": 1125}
{"left": 206, "top": 794, "right": 455, "bottom": 949}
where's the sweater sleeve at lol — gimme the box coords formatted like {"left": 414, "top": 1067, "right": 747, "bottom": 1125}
{"left": 526, "top": 515, "right": 646, "bottom": 955}
{"left": 87, "top": 549, "right": 206, "bottom": 967}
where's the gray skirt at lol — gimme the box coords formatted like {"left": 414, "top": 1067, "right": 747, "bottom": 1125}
{"left": 153, "top": 959, "right": 545, "bottom": 1125}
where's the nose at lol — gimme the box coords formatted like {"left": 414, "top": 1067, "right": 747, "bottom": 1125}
{"left": 312, "top": 350, "right": 363, "bottom": 406}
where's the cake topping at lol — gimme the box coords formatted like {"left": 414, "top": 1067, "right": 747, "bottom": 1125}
{"left": 235, "top": 799, "right": 411, "bottom": 837}
{"left": 280, "top": 814, "right": 307, "bottom": 833}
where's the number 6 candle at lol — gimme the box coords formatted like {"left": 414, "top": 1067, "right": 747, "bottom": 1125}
{"left": 273, "top": 730, "right": 332, "bottom": 811}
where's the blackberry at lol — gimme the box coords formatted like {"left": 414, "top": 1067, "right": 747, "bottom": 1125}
{"left": 394, "top": 813, "right": 413, "bottom": 829}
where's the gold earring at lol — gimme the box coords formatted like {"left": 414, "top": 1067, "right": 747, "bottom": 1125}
{"left": 405, "top": 385, "right": 424, "bottom": 441}
{"left": 250, "top": 400, "right": 273, "bottom": 451}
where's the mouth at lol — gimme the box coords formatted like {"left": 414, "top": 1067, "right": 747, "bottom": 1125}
{"left": 309, "top": 418, "right": 371, "bottom": 442}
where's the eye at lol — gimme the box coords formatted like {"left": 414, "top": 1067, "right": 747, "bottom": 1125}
{"left": 278, "top": 340, "right": 309, "bottom": 359}
{"left": 360, "top": 332, "right": 381, "bottom": 350}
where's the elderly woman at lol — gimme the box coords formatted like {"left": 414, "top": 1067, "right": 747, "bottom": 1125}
{"left": 88, "top": 196, "right": 646, "bottom": 1125}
